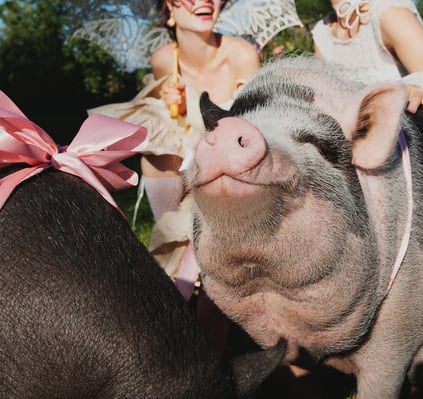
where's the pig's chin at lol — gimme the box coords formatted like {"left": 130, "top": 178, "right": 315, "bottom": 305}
{"left": 192, "top": 174, "right": 277, "bottom": 229}
{"left": 194, "top": 174, "right": 263, "bottom": 199}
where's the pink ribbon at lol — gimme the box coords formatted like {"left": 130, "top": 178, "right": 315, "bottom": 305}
{"left": 384, "top": 130, "right": 413, "bottom": 296}
{"left": 0, "top": 90, "right": 149, "bottom": 214}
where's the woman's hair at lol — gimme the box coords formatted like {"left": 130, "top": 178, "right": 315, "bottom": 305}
{"left": 156, "top": 0, "right": 229, "bottom": 40}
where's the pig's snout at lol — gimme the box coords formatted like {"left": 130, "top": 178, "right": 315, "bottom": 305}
{"left": 195, "top": 117, "right": 267, "bottom": 192}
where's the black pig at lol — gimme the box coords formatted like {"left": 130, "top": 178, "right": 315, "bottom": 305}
{"left": 0, "top": 166, "right": 287, "bottom": 398}
{"left": 0, "top": 86, "right": 294, "bottom": 399}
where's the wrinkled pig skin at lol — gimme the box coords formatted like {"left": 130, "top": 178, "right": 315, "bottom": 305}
{"left": 0, "top": 167, "right": 285, "bottom": 398}
{"left": 184, "top": 56, "right": 423, "bottom": 399}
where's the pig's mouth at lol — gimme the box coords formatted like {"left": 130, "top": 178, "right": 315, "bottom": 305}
{"left": 191, "top": 146, "right": 302, "bottom": 202}
{"left": 193, "top": 153, "right": 299, "bottom": 199}
{"left": 194, "top": 173, "right": 265, "bottom": 198}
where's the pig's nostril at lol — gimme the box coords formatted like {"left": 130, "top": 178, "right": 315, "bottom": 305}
{"left": 238, "top": 136, "right": 245, "bottom": 148}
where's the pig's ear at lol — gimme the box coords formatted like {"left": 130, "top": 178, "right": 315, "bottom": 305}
{"left": 349, "top": 84, "right": 408, "bottom": 170}
{"left": 200, "top": 92, "right": 232, "bottom": 131}
{"left": 231, "top": 339, "right": 286, "bottom": 398}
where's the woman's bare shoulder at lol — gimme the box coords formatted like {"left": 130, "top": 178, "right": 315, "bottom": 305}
{"left": 223, "top": 35, "right": 258, "bottom": 51}
{"left": 151, "top": 43, "right": 174, "bottom": 79}
{"left": 222, "top": 35, "right": 261, "bottom": 72}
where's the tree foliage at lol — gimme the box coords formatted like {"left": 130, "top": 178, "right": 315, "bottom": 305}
{"left": 0, "top": 0, "right": 421, "bottom": 142}
{"left": 262, "top": 0, "right": 331, "bottom": 61}
{"left": 0, "top": 0, "right": 420, "bottom": 238}
{"left": 0, "top": 0, "right": 65, "bottom": 93}
{"left": 0, "top": 0, "right": 141, "bottom": 142}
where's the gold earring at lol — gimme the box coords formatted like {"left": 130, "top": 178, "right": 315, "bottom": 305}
{"left": 167, "top": 14, "right": 176, "bottom": 28}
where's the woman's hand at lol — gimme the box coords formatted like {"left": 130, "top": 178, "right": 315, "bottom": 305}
{"left": 407, "top": 84, "right": 423, "bottom": 114}
{"left": 160, "top": 79, "right": 187, "bottom": 116}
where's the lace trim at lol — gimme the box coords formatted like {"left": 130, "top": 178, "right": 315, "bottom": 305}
{"left": 72, "top": 19, "right": 171, "bottom": 70}
{"left": 72, "top": 0, "right": 303, "bottom": 71}
{"left": 215, "top": 0, "right": 303, "bottom": 49}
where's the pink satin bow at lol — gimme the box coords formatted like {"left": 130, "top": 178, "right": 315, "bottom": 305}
{"left": 0, "top": 90, "right": 148, "bottom": 214}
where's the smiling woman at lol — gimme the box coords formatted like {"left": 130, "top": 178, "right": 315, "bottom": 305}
{"left": 90, "top": 0, "right": 260, "bottom": 285}
{"left": 140, "top": 0, "right": 260, "bottom": 306}
{"left": 87, "top": 0, "right": 261, "bottom": 357}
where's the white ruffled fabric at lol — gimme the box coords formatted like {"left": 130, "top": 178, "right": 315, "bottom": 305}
{"left": 89, "top": 73, "right": 243, "bottom": 278}
{"left": 311, "top": 0, "right": 423, "bottom": 86}
{"left": 89, "top": 73, "right": 205, "bottom": 160}
{"left": 402, "top": 71, "right": 423, "bottom": 87}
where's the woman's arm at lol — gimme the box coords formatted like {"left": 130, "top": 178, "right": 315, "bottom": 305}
{"left": 381, "top": 6, "right": 423, "bottom": 112}
{"left": 151, "top": 44, "right": 187, "bottom": 116}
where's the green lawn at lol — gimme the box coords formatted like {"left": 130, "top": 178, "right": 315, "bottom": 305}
{"left": 112, "top": 156, "right": 154, "bottom": 248}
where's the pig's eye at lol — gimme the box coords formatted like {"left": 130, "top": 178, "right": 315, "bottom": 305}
{"left": 295, "top": 130, "right": 345, "bottom": 166}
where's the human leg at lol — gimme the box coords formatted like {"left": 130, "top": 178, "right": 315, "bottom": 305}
{"left": 141, "top": 154, "right": 184, "bottom": 222}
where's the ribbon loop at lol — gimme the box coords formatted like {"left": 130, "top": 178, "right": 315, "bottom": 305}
{"left": 0, "top": 90, "right": 148, "bottom": 214}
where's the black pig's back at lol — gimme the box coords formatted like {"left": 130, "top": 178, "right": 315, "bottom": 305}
{"left": 0, "top": 168, "right": 233, "bottom": 399}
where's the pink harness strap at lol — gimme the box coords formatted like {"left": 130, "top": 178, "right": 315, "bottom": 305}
{"left": 174, "top": 131, "right": 414, "bottom": 302}
{"left": 385, "top": 130, "right": 413, "bottom": 296}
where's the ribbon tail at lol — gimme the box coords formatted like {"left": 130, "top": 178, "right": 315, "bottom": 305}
{"left": 0, "top": 90, "right": 28, "bottom": 117}
{"left": 90, "top": 163, "right": 139, "bottom": 192}
{"left": 0, "top": 166, "right": 44, "bottom": 209}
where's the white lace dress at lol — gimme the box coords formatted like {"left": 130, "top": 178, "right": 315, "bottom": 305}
{"left": 88, "top": 73, "right": 208, "bottom": 161}
{"left": 89, "top": 73, "right": 244, "bottom": 278}
{"left": 311, "top": 0, "right": 423, "bottom": 86}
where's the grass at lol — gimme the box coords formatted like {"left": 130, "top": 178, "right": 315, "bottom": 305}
{"left": 113, "top": 185, "right": 154, "bottom": 247}
{"left": 112, "top": 156, "right": 154, "bottom": 248}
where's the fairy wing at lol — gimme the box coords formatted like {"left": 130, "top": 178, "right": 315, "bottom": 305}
{"left": 72, "top": 18, "right": 171, "bottom": 71}
{"left": 70, "top": 0, "right": 303, "bottom": 71}
{"left": 215, "top": 0, "right": 303, "bottom": 49}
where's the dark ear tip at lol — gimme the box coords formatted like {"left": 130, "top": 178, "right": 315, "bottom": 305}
{"left": 200, "top": 91, "right": 210, "bottom": 105}
{"left": 200, "top": 91, "right": 232, "bottom": 131}
{"left": 199, "top": 92, "right": 212, "bottom": 120}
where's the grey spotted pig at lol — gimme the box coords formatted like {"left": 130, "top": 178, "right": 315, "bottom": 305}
{"left": 184, "top": 55, "right": 423, "bottom": 398}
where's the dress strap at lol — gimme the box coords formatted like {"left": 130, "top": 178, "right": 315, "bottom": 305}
{"left": 170, "top": 42, "right": 179, "bottom": 119}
